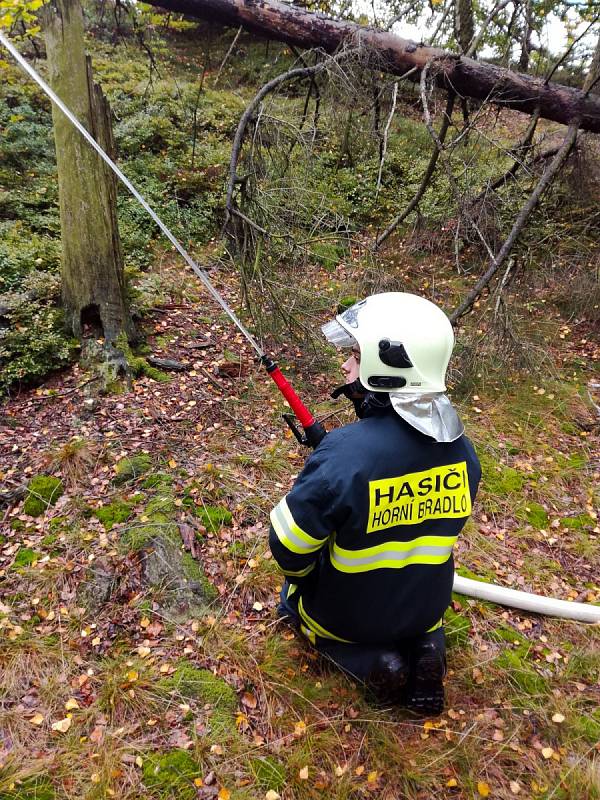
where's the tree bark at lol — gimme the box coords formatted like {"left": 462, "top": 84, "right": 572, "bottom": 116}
{"left": 43, "top": 0, "right": 135, "bottom": 345}
{"left": 142, "top": 0, "right": 600, "bottom": 133}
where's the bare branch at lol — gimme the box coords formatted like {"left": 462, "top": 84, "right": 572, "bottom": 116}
{"left": 450, "top": 122, "right": 579, "bottom": 324}
{"left": 375, "top": 80, "right": 398, "bottom": 197}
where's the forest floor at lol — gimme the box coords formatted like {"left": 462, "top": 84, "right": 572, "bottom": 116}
{"left": 1, "top": 248, "right": 599, "bottom": 800}
{"left": 1, "top": 18, "right": 600, "bottom": 800}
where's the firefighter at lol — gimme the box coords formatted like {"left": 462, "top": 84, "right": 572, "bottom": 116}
{"left": 269, "top": 292, "right": 481, "bottom": 715}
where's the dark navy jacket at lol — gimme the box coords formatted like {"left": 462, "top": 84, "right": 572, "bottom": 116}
{"left": 269, "top": 405, "right": 481, "bottom": 644}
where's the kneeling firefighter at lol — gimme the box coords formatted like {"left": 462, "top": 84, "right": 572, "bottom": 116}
{"left": 269, "top": 292, "right": 481, "bottom": 715}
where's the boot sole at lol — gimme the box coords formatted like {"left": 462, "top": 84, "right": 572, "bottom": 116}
{"left": 404, "top": 649, "right": 445, "bottom": 717}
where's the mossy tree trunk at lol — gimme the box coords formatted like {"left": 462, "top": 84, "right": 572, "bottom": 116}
{"left": 42, "top": 0, "right": 135, "bottom": 346}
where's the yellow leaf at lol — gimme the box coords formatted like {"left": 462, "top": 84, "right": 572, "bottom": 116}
{"left": 90, "top": 773, "right": 100, "bottom": 784}
{"left": 541, "top": 747, "right": 554, "bottom": 759}
{"left": 218, "top": 789, "right": 231, "bottom": 800}
{"left": 552, "top": 713, "right": 565, "bottom": 723}
{"left": 265, "top": 792, "right": 280, "bottom": 800}
{"left": 29, "top": 713, "right": 44, "bottom": 726}
{"left": 168, "top": 459, "right": 177, "bottom": 468}
{"left": 126, "top": 670, "right": 138, "bottom": 682}
{"left": 135, "top": 756, "right": 143, "bottom": 767}
{"left": 477, "top": 782, "right": 490, "bottom": 797}
{"left": 299, "top": 766, "right": 309, "bottom": 780}
{"left": 367, "top": 771, "right": 378, "bottom": 783}
{"left": 65, "top": 698, "right": 80, "bottom": 711}
{"left": 194, "top": 778, "right": 203, "bottom": 787}
{"left": 354, "top": 766, "right": 365, "bottom": 776}
{"left": 294, "top": 720, "right": 307, "bottom": 736}
{"left": 140, "top": 617, "right": 150, "bottom": 628}
{"left": 446, "top": 778, "right": 458, "bottom": 787}
{"left": 509, "top": 781, "right": 521, "bottom": 795}
{"left": 51, "top": 717, "right": 72, "bottom": 733}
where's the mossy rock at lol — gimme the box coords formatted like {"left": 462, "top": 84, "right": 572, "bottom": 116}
{"left": 141, "top": 749, "right": 199, "bottom": 800}
{"left": 250, "top": 757, "right": 286, "bottom": 791}
{"left": 146, "top": 494, "right": 178, "bottom": 519}
{"left": 193, "top": 504, "right": 232, "bottom": 532}
{"left": 160, "top": 662, "right": 237, "bottom": 738}
{"left": 94, "top": 499, "right": 133, "bottom": 530}
{"left": 113, "top": 453, "right": 153, "bottom": 485}
{"left": 12, "top": 547, "right": 40, "bottom": 569}
{"left": 23, "top": 475, "right": 63, "bottom": 517}
{"left": 121, "top": 519, "right": 179, "bottom": 552}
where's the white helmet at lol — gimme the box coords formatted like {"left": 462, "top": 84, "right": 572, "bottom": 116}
{"left": 322, "top": 292, "right": 454, "bottom": 394}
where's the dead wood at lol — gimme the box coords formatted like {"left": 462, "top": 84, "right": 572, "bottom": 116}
{"left": 143, "top": 0, "right": 600, "bottom": 133}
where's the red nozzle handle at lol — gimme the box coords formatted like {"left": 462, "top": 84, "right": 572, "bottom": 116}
{"left": 262, "top": 357, "right": 315, "bottom": 428}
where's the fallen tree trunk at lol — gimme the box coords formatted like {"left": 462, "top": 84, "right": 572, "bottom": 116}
{"left": 143, "top": 0, "right": 600, "bottom": 133}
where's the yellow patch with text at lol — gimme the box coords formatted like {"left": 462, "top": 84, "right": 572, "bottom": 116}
{"left": 368, "top": 462, "right": 471, "bottom": 533}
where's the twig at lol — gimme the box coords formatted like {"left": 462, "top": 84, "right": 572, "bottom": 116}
{"left": 465, "top": 0, "right": 511, "bottom": 58}
{"left": 375, "top": 87, "right": 454, "bottom": 248}
{"left": 450, "top": 121, "right": 579, "bottom": 324}
{"left": 213, "top": 25, "right": 243, "bottom": 86}
{"left": 375, "top": 81, "right": 398, "bottom": 197}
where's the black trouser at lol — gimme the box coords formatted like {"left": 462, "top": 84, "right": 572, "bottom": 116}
{"left": 279, "top": 581, "right": 445, "bottom": 685}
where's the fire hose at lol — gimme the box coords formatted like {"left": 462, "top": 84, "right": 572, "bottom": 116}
{"left": 2, "top": 32, "right": 598, "bottom": 624}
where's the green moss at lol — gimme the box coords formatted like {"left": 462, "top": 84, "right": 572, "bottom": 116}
{"left": 10, "top": 519, "right": 26, "bottom": 531}
{"left": 40, "top": 532, "right": 59, "bottom": 547}
{"left": 115, "top": 333, "right": 170, "bottom": 383}
{"left": 444, "top": 605, "right": 471, "bottom": 648}
{"left": 114, "top": 453, "right": 153, "bottom": 484}
{"left": 493, "top": 647, "right": 548, "bottom": 697}
{"left": 193, "top": 504, "right": 233, "bottom": 532}
{"left": 93, "top": 499, "right": 133, "bottom": 530}
{"left": 48, "top": 515, "right": 67, "bottom": 531}
{"left": 141, "top": 472, "right": 174, "bottom": 490}
{"left": 569, "top": 711, "right": 600, "bottom": 745}
{"left": 146, "top": 493, "right": 178, "bottom": 518}
{"left": 562, "top": 513, "right": 594, "bottom": 530}
{"left": 181, "top": 553, "right": 219, "bottom": 602}
{"left": 0, "top": 776, "right": 55, "bottom": 799}
{"left": 23, "top": 475, "right": 63, "bottom": 517}
{"left": 524, "top": 502, "right": 549, "bottom": 528}
{"left": 120, "top": 520, "right": 179, "bottom": 551}
{"left": 141, "top": 749, "right": 199, "bottom": 800}
{"left": 250, "top": 757, "right": 286, "bottom": 791}
{"left": 159, "top": 662, "right": 237, "bottom": 738}
{"left": 12, "top": 547, "right": 40, "bottom": 568}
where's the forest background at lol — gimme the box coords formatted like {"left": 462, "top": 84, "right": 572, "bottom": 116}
{"left": 0, "top": 0, "right": 599, "bottom": 797}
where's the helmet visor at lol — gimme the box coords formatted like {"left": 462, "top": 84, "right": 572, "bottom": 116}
{"left": 321, "top": 319, "right": 357, "bottom": 348}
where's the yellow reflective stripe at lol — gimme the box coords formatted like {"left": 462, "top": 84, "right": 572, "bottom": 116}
{"left": 270, "top": 497, "right": 326, "bottom": 555}
{"left": 427, "top": 617, "right": 443, "bottom": 632}
{"left": 330, "top": 534, "right": 457, "bottom": 574}
{"left": 300, "top": 624, "right": 316, "bottom": 645}
{"left": 298, "top": 596, "right": 353, "bottom": 643}
{"left": 286, "top": 582, "right": 298, "bottom": 599}
{"left": 282, "top": 563, "right": 315, "bottom": 578}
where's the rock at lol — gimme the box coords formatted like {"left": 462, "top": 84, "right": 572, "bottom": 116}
{"left": 113, "top": 453, "right": 152, "bottom": 484}
{"left": 82, "top": 397, "right": 99, "bottom": 413}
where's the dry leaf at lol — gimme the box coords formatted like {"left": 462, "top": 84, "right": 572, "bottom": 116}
{"left": 29, "top": 713, "right": 44, "bottom": 726}
{"left": 552, "top": 713, "right": 565, "bottom": 723}
{"left": 367, "top": 771, "right": 378, "bottom": 783}
{"left": 65, "top": 698, "right": 80, "bottom": 711}
{"left": 477, "top": 781, "right": 490, "bottom": 797}
{"left": 51, "top": 717, "right": 72, "bottom": 733}
{"left": 299, "top": 766, "right": 309, "bottom": 780}
{"left": 90, "top": 773, "right": 100, "bottom": 784}
{"left": 265, "top": 792, "right": 280, "bottom": 800}
{"left": 126, "top": 670, "right": 138, "bottom": 682}
{"left": 241, "top": 691, "right": 257, "bottom": 709}
{"left": 510, "top": 781, "right": 521, "bottom": 794}
{"left": 355, "top": 766, "right": 365, "bottom": 776}
{"left": 294, "top": 720, "right": 307, "bottom": 736}
{"left": 541, "top": 747, "right": 554, "bottom": 759}
{"left": 217, "top": 789, "right": 231, "bottom": 800}
{"left": 446, "top": 778, "right": 458, "bottom": 787}
{"left": 252, "top": 602, "right": 263, "bottom": 612}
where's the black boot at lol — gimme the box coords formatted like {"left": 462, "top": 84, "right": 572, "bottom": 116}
{"left": 404, "top": 630, "right": 447, "bottom": 716}
{"left": 368, "top": 650, "right": 410, "bottom": 705}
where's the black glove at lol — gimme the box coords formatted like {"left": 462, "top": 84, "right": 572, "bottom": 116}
{"left": 331, "top": 380, "right": 367, "bottom": 418}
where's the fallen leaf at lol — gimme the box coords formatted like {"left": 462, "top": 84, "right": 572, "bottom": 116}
{"left": 51, "top": 717, "right": 72, "bottom": 733}
{"left": 294, "top": 720, "right": 307, "bottom": 736}
{"left": 552, "top": 713, "right": 565, "bottom": 723}
{"left": 65, "top": 698, "right": 80, "bottom": 711}
{"left": 29, "top": 713, "right": 44, "bottom": 726}
{"left": 541, "top": 747, "right": 554, "bottom": 759}
{"left": 241, "top": 691, "right": 257, "bottom": 709}
{"left": 90, "top": 773, "right": 100, "bottom": 784}
{"left": 367, "top": 771, "right": 378, "bottom": 783}
{"left": 477, "top": 781, "right": 490, "bottom": 797}
{"left": 510, "top": 781, "right": 521, "bottom": 794}
{"left": 299, "top": 766, "right": 309, "bottom": 780}
{"left": 126, "top": 670, "right": 138, "bottom": 683}
{"left": 217, "top": 789, "right": 230, "bottom": 800}
{"left": 265, "top": 792, "right": 280, "bottom": 800}
{"left": 355, "top": 766, "right": 365, "bottom": 776}
{"left": 446, "top": 778, "right": 458, "bottom": 787}
{"left": 252, "top": 601, "right": 263, "bottom": 612}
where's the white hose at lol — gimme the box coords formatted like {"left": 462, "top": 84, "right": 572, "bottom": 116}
{"left": 453, "top": 574, "right": 600, "bottom": 624}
